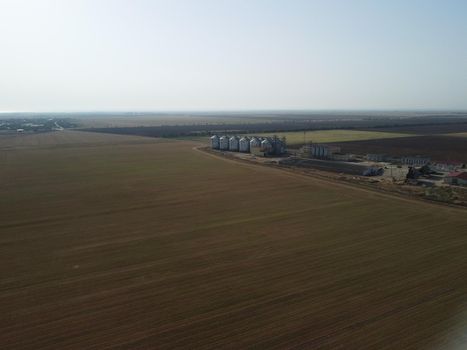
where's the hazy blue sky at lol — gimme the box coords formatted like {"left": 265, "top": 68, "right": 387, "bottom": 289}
{"left": 1, "top": 0, "right": 466, "bottom": 111}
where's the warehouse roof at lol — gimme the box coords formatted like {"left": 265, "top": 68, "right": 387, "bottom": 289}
{"left": 447, "top": 172, "right": 467, "bottom": 179}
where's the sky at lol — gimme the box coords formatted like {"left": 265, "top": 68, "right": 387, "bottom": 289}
{"left": 0, "top": 0, "right": 466, "bottom": 112}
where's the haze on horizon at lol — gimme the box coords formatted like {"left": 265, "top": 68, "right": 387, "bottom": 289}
{"left": 1, "top": 0, "right": 466, "bottom": 112}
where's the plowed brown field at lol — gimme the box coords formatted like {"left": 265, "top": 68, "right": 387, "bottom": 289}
{"left": 1, "top": 131, "right": 467, "bottom": 349}
{"left": 330, "top": 135, "right": 467, "bottom": 163}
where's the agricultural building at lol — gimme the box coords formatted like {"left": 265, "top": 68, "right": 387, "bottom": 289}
{"left": 299, "top": 144, "right": 341, "bottom": 159}
{"left": 444, "top": 172, "right": 467, "bottom": 186}
{"left": 229, "top": 136, "right": 239, "bottom": 151}
{"left": 400, "top": 156, "right": 430, "bottom": 167}
{"left": 239, "top": 137, "right": 250, "bottom": 152}
{"left": 261, "top": 138, "right": 273, "bottom": 153}
{"left": 332, "top": 153, "right": 355, "bottom": 162}
{"left": 251, "top": 146, "right": 268, "bottom": 157}
{"left": 363, "top": 167, "right": 384, "bottom": 176}
{"left": 366, "top": 154, "right": 387, "bottom": 162}
{"left": 211, "top": 135, "right": 286, "bottom": 156}
{"left": 430, "top": 161, "right": 464, "bottom": 172}
{"left": 250, "top": 137, "right": 261, "bottom": 149}
{"left": 219, "top": 136, "right": 229, "bottom": 150}
{"left": 210, "top": 135, "right": 220, "bottom": 149}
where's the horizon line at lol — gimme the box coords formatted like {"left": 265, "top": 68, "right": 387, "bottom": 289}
{"left": 2, "top": 108, "right": 467, "bottom": 115}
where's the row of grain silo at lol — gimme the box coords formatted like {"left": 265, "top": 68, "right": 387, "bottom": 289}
{"left": 210, "top": 135, "right": 285, "bottom": 155}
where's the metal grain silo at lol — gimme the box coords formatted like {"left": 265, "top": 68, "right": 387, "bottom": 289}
{"left": 318, "top": 145, "right": 325, "bottom": 158}
{"left": 250, "top": 137, "right": 261, "bottom": 148}
{"left": 219, "top": 136, "right": 229, "bottom": 150}
{"left": 210, "top": 135, "right": 220, "bottom": 149}
{"left": 239, "top": 136, "right": 250, "bottom": 152}
{"left": 261, "top": 138, "right": 273, "bottom": 153}
{"left": 229, "top": 136, "right": 239, "bottom": 151}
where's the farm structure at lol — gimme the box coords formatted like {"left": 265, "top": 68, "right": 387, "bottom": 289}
{"left": 219, "top": 135, "right": 229, "bottom": 150}
{"left": 328, "top": 135, "right": 467, "bottom": 163}
{"left": 430, "top": 161, "right": 464, "bottom": 172}
{"left": 366, "top": 154, "right": 388, "bottom": 162}
{"left": 211, "top": 135, "right": 286, "bottom": 156}
{"left": 298, "top": 144, "right": 342, "bottom": 160}
{"left": 444, "top": 172, "right": 467, "bottom": 186}
{"left": 210, "top": 135, "right": 220, "bottom": 149}
{"left": 239, "top": 136, "right": 250, "bottom": 152}
{"left": 229, "top": 136, "right": 239, "bottom": 151}
{"left": 400, "top": 156, "right": 431, "bottom": 167}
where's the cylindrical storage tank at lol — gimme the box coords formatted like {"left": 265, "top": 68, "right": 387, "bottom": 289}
{"left": 315, "top": 146, "right": 321, "bottom": 157}
{"left": 229, "top": 136, "right": 239, "bottom": 151}
{"left": 210, "top": 135, "right": 220, "bottom": 149}
{"left": 261, "top": 139, "right": 273, "bottom": 153}
{"left": 219, "top": 136, "right": 229, "bottom": 150}
{"left": 272, "top": 139, "right": 282, "bottom": 155}
{"left": 250, "top": 137, "right": 261, "bottom": 148}
{"left": 319, "top": 146, "right": 325, "bottom": 158}
{"left": 239, "top": 137, "right": 250, "bottom": 152}
{"left": 314, "top": 145, "right": 322, "bottom": 158}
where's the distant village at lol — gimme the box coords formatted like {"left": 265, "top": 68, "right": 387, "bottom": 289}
{"left": 0, "top": 118, "right": 74, "bottom": 133}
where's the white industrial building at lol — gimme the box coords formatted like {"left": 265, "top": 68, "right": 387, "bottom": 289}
{"left": 299, "top": 144, "right": 341, "bottom": 159}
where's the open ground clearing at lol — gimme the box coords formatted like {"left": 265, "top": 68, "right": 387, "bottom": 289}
{"left": 1, "top": 131, "right": 467, "bottom": 349}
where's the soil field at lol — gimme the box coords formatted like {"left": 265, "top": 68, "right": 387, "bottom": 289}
{"left": 82, "top": 122, "right": 397, "bottom": 139}
{"left": 446, "top": 132, "right": 467, "bottom": 138}
{"left": 0, "top": 130, "right": 167, "bottom": 150}
{"left": 330, "top": 135, "right": 467, "bottom": 163}
{"left": 280, "top": 157, "right": 371, "bottom": 175}
{"left": 69, "top": 111, "right": 467, "bottom": 128}
{"left": 74, "top": 115, "right": 282, "bottom": 128}
{"left": 1, "top": 131, "right": 467, "bottom": 349}
{"left": 80, "top": 116, "right": 467, "bottom": 139}
{"left": 175, "top": 129, "right": 416, "bottom": 147}
{"left": 253, "top": 129, "right": 416, "bottom": 147}
{"left": 364, "top": 122, "right": 467, "bottom": 135}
